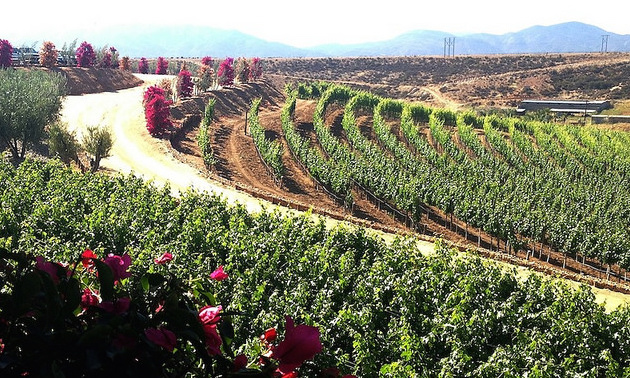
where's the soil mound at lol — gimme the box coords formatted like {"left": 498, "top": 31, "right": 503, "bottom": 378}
{"left": 59, "top": 67, "right": 143, "bottom": 95}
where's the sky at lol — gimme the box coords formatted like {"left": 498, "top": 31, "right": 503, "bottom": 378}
{"left": 3, "top": 0, "right": 630, "bottom": 47}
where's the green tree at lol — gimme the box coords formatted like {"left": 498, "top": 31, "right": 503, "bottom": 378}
{"left": 82, "top": 125, "right": 113, "bottom": 172}
{"left": 0, "top": 69, "right": 66, "bottom": 159}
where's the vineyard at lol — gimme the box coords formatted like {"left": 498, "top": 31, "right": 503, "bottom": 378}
{"left": 3, "top": 158, "right": 630, "bottom": 376}
{"left": 170, "top": 79, "right": 630, "bottom": 292}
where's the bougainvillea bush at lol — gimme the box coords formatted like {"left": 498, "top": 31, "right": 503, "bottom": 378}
{"left": 177, "top": 69, "right": 194, "bottom": 98}
{"left": 249, "top": 57, "right": 263, "bottom": 81}
{"left": 0, "top": 248, "right": 338, "bottom": 377}
{"left": 39, "top": 41, "right": 58, "bottom": 68}
{"left": 143, "top": 85, "right": 172, "bottom": 137}
{"left": 155, "top": 57, "right": 168, "bottom": 75}
{"left": 217, "top": 57, "right": 234, "bottom": 87}
{"left": 138, "top": 57, "right": 149, "bottom": 74}
{"left": 0, "top": 39, "right": 13, "bottom": 68}
{"left": 75, "top": 41, "right": 96, "bottom": 68}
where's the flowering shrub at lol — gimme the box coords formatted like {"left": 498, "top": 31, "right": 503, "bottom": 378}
{"left": 177, "top": 69, "right": 194, "bottom": 98}
{"left": 156, "top": 57, "right": 168, "bottom": 75}
{"left": 119, "top": 56, "right": 131, "bottom": 71}
{"left": 75, "top": 41, "right": 96, "bottom": 67}
{"left": 249, "top": 57, "right": 263, "bottom": 81}
{"left": 138, "top": 57, "right": 149, "bottom": 74}
{"left": 143, "top": 85, "right": 173, "bottom": 137}
{"left": 217, "top": 57, "right": 234, "bottom": 86}
{"left": 235, "top": 57, "right": 250, "bottom": 83}
{"left": 39, "top": 41, "right": 58, "bottom": 68}
{"left": 0, "top": 39, "right": 12, "bottom": 67}
{"left": 0, "top": 248, "right": 343, "bottom": 377}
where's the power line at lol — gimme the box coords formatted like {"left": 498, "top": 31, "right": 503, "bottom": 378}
{"left": 601, "top": 34, "right": 609, "bottom": 53}
{"left": 444, "top": 37, "right": 455, "bottom": 58}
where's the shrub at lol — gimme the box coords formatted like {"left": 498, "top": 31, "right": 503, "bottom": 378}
{"left": 143, "top": 85, "right": 172, "bottom": 137}
{"left": 119, "top": 56, "right": 131, "bottom": 71}
{"left": 81, "top": 125, "right": 113, "bottom": 172}
{"left": 156, "top": 57, "right": 168, "bottom": 75}
{"left": 75, "top": 41, "right": 96, "bottom": 67}
{"left": 0, "top": 39, "right": 13, "bottom": 68}
{"left": 138, "top": 57, "right": 149, "bottom": 74}
{"left": 249, "top": 57, "right": 263, "bottom": 81}
{"left": 39, "top": 41, "right": 58, "bottom": 68}
{"left": 48, "top": 121, "right": 83, "bottom": 169}
{"left": 177, "top": 69, "right": 194, "bottom": 98}
{"left": 235, "top": 57, "right": 250, "bottom": 83}
{"left": 217, "top": 57, "right": 234, "bottom": 87}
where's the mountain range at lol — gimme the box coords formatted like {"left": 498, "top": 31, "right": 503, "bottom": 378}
{"left": 11, "top": 22, "right": 630, "bottom": 58}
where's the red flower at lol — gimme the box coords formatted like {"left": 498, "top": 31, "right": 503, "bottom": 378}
{"left": 81, "top": 288, "right": 100, "bottom": 309}
{"left": 103, "top": 253, "right": 132, "bottom": 282}
{"left": 261, "top": 327, "right": 277, "bottom": 342}
{"left": 145, "top": 327, "right": 177, "bottom": 352}
{"left": 81, "top": 249, "right": 98, "bottom": 269}
{"left": 280, "top": 372, "right": 298, "bottom": 378}
{"left": 35, "top": 256, "right": 65, "bottom": 284}
{"left": 199, "top": 305, "right": 222, "bottom": 325}
{"left": 233, "top": 354, "right": 248, "bottom": 371}
{"left": 271, "top": 316, "right": 322, "bottom": 374}
{"left": 154, "top": 252, "right": 173, "bottom": 265}
{"left": 210, "top": 265, "right": 228, "bottom": 281}
{"left": 203, "top": 324, "right": 222, "bottom": 355}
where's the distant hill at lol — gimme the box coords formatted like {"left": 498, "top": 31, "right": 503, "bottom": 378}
{"left": 312, "top": 22, "right": 630, "bottom": 56}
{"left": 8, "top": 22, "right": 630, "bottom": 58}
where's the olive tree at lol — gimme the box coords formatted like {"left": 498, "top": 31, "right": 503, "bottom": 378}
{"left": 48, "top": 121, "right": 84, "bottom": 170}
{"left": 0, "top": 69, "right": 66, "bottom": 159}
{"left": 82, "top": 125, "right": 113, "bottom": 172}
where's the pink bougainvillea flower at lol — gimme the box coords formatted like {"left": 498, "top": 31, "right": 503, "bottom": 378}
{"left": 271, "top": 316, "right": 323, "bottom": 374}
{"left": 99, "top": 297, "right": 131, "bottom": 315}
{"left": 154, "top": 252, "right": 173, "bottom": 265}
{"left": 103, "top": 253, "right": 132, "bottom": 282}
{"left": 210, "top": 265, "right": 228, "bottom": 281}
{"left": 198, "top": 305, "right": 222, "bottom": 325}
{"left": 81, "top": 249, "right": 98, "bottom": 269}
{"left": 145, "top": 327, "right": 177, "bottom": 352}
{"left": 80, "top": 288, "right": 100, "bottom": 309}
{"left": 203, "top": 324, "right": 222, "bottom": 355}
{"left": 35, "top": 256, "right": 64, "bottom": 284}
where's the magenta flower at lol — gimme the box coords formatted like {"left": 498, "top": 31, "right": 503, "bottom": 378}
{"left": 203, "top": 324, "right": 222, "bottom": 355}
{"left": 271, "top": 316, "right": 323, "bottom": 374}
{"left": 210, "top": 265, "right": 228, "bottom": 281}
{"left": 35, "top": 256, "right": 64, "bottom": 284}
{"left": 233, "top": 354, "right": 248, "bottom": 371}
{"left": 198, "top": 305, "right": 222, "bottom": 325}
{"left": 80, "top": 288, "right": 100, "bottom": 309}
{"left": 154, "top": 252, "right": 173, "bottom": 265}
{"left": 145, "top": 327, "right": 177, "bottom": 352}
{"left": 103, "top": 253, "right": 132, "bottom": 282}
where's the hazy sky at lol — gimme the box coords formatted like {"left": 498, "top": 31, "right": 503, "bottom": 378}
{"left": 3, "top": 0, "right": 630, "bottom": 47}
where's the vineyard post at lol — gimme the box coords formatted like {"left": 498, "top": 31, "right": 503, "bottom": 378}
{"left": 245, "top": 111, "right": 248, "bottom": 135}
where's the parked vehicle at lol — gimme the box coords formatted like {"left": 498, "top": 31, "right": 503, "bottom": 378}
{"left": 11, "top": 47, "right": 39, "bottom": 65}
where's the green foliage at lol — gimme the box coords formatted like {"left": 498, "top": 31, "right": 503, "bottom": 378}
{"left": 2, "top": 158, "right": 630, "bottom": 376}
{"left": 48, "top": 121, "right": 83, "bottom": 169}
{"left": 0, "top": 69, "right": 66, "bottom": 159}
{"left": 82, "top": 125, "right": 113, "bottom": 172}
{"left": 248, "top": 98, "right": 284, "bottom": 182}
{"left": 198, "top": 98, "right": 216, "bottom": 168}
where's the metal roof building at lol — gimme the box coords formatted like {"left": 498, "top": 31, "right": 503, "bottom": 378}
{"left": 516, "top": 100, "right": 611, "bottom": 114}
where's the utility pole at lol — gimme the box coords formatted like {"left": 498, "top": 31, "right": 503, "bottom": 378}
{"left": 601, "top": 34, "right": 609, "bottom": 53}
{"left": 444, "top": 37, "right": 455, "bottom": 58}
